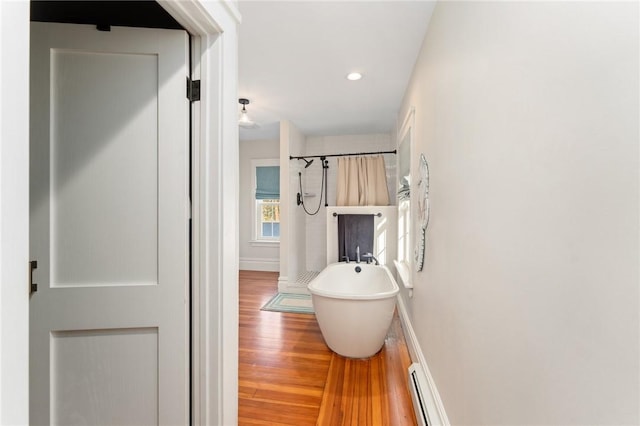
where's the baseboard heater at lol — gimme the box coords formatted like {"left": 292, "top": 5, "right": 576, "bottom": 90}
{"left": 408, "top": 362, "right": 430, "bottom": 426}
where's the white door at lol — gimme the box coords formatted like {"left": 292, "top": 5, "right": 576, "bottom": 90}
{"left": 29, "top": 22, "right": 189, "bottom": 425}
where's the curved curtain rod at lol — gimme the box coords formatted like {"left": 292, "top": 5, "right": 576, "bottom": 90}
{"left": 289, "top": 149, "right": 396, "bottom": 161}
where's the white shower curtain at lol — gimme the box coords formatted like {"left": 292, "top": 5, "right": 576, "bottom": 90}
{"left": 336, "top": 155, "right": 390, "bottom": 206}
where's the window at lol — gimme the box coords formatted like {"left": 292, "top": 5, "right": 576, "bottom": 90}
{"left": 253, "top": 160, "right": 280, "bottom": 242}
{"left": 397, "top": 138, "right": 411, "bottom": 266}
{"left": 397, "top": 196, "right": 410, "bottom": 263}
{"left": 257, "top": 199, "right": 280, "bottom": 239}
{"left": 395, "top": 108, "right": 413, "bottom": 288}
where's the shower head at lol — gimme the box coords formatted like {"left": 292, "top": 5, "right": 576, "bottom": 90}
{"left": 303, "top": 158, "right": 314, "bottom": 168}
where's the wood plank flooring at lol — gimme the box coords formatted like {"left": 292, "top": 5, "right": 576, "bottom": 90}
{"left": 238, "top": 270, "right": 417, "bottom": 426}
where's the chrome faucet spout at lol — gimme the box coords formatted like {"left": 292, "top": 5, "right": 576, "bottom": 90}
{"left": 356, "top": 246, "right": 360, "bottom": 263}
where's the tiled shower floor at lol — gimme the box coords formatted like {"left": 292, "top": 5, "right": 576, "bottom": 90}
{"left": 295, "top": 270, "right": 319, "bottom": 286}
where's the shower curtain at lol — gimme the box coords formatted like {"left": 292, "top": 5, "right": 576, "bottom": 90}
{"left": 336, "top": 155, "right": 390, "bottom": 206}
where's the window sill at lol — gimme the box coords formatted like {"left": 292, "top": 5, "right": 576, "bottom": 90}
{"left": 393, "top": 259, "right": 412, "bottom": 289}
{"left": 249, "top": 240, "right": 280, "bottom": 248}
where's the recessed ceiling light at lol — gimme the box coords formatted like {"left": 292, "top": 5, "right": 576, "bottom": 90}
{"left": 346, "top": 72, "right": 363, "bottom": 81}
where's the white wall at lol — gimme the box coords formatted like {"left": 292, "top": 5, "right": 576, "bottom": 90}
{"left": 400, "top": 2, "right": 639, "bottom": 424}
{"left": 0, "top": 2, "right": 30, "bottom": 424}
{"left": 278, "top": 120, "right": 307, "bottom": 291}
{"left": 239, "top": 139, "right": 280, "bottom": 271}
{"left": 303, "top": 134, "right": 395, "bottom": 271}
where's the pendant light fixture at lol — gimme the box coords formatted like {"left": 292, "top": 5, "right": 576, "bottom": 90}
{"left": 238, "top": 98, "right": 258, "bottom": 129}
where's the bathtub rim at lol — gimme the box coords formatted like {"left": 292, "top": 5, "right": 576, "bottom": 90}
{"left": 307, "top": 263, "right": 399, "bottom": 300}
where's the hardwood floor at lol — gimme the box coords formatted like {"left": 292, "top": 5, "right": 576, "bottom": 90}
{"left": 238, "top": 270, "right": 417, "bottom": 426}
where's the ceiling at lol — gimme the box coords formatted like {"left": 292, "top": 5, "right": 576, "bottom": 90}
{"left": 237, "top": 1, "right": 436, "bottom": 141}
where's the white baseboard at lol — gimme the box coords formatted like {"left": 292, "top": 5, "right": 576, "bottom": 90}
{"left": 277, "top": 275, "right": 288, "bottom": 292}
{"left": 239, "top": 257, "right": 279, "bottom": 272}
{"left": 279, "top": 286, "right": 310, "bottom": 295}
{"left": 277, "top": 275, "right": 310, "bottom": 294}
{"left": 396, "top": 294, "right": 450, "bottom": 426}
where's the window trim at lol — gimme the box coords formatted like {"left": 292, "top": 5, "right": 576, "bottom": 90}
{"left": 255, "top": 198, "right": 280, "bottom": 240}
{"left": 249, "top": 239, "right": 279, "bottom": 248}
{"left": 251, "top": 159, "right": 280, "bottom": 242}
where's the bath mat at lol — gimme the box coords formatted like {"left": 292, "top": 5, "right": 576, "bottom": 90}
{"left": 261, "top": 293, "right": 314, "bottom": 314}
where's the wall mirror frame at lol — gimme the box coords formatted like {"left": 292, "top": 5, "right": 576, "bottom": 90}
{"left": 394, "top": 107, "right": 415, "bottom": 289}
{"left": 415, "top": 153, "right": 429, "bottom": 272}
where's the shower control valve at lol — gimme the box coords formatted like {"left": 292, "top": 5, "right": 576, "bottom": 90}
{"left": 363, "top": 253, "right": 379, "bottom": 266}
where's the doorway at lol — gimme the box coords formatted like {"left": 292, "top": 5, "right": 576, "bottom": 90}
{"left": 29, "top": 8, "right": 191, "bottom": 423}
{"left": 1, "top": 1, "right": 239, "bottom": 424}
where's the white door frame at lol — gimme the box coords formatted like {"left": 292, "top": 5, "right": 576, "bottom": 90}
{"left": 0, "top": 1, "right": 240, "bottom": 424}
{"left": 159, "top": 2, "right": 240, "bottom": 424}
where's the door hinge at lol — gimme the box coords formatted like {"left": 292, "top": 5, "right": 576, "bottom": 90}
{"left": 187, "top": 77, "right": 201, "bottom": 102}
{"left": 30, "top": 260, "right": 38, "bottom": 294}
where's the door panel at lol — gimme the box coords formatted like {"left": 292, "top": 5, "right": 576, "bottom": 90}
{"left": 51, "top": 328, "right": 158, "bottom": 425}
{"left": 51, "top": 50, "right": 159, "bottom": 287}
{"left": 30, "top": 22, "right": 189, "bottom": 425}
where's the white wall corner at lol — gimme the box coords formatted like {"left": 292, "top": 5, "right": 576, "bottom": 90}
{"left": 277, "top": 275, "right": 288, "bottom": 292}
{"left": 279, "top": 119, "right": 307, "bottom": 288}
{"left": 278, "top": 121, "right": 291, "bottom": 287}
{"left": 396, "top": 295, "right": 450, "bottom": 426}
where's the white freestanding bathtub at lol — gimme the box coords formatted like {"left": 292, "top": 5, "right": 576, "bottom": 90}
{"left": 307, "top": 262, "right": 399, "bottom": 358}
